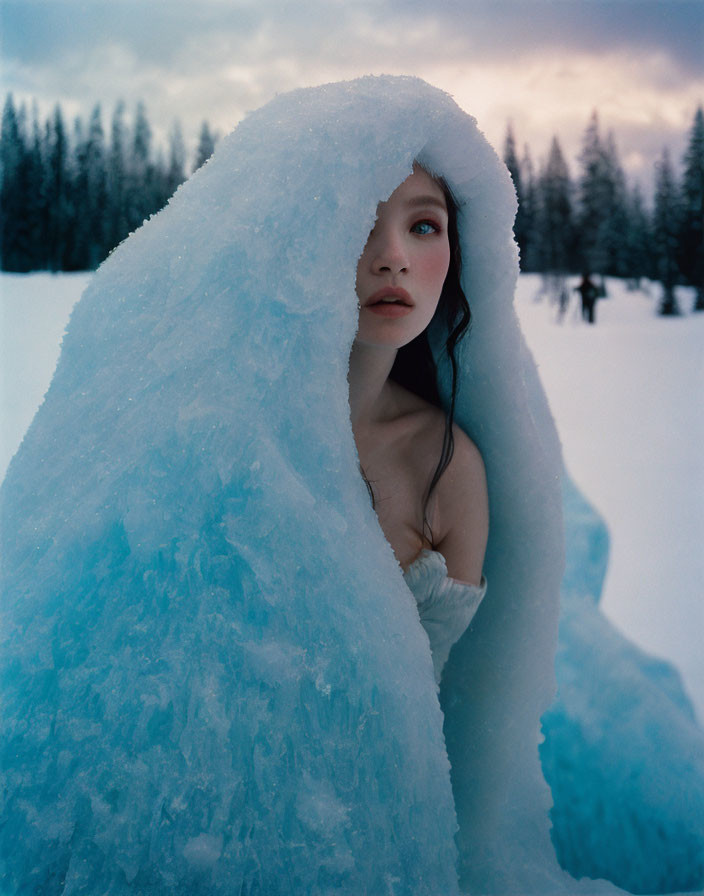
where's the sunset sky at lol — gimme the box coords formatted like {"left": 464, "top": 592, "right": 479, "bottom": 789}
{"left": 3, "top": 0, "right": 703, "bottom": 191}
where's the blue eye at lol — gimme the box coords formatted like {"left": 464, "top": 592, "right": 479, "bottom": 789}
{"left": 411, "top": 220, "right": 439, "bottom": 235}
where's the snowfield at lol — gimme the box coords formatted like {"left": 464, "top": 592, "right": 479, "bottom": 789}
{"left": 514, "top": 274, "right": 704, "bottom": 723}
{"left": 2, "top": 270, "right": 703, "bottom": 722}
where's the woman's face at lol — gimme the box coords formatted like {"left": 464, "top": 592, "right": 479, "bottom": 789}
{"left": 355, "top": 166, "right": 451, "bottom": 350}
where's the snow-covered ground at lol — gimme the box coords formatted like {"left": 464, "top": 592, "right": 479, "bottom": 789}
{"left": 2, "top": 271, "right": 703, "bottom": 721}
{"left": 1, "top": 272, "right": 91, "bottom": 479}
{"left": 515, "top": 274, "right": 704, "bottom": 723}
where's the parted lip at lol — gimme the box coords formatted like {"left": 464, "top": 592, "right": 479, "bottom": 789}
{"left": 365, "top": 286, "right": 414, "bottom": 307}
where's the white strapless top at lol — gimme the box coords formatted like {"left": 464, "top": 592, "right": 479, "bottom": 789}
{"left": 403, "top": 549, "right": 487, "bottom": 684}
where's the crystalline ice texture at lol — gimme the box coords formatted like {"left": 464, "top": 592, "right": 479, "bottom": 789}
{"left": 541, "top": 475, "right": 704, "bottom": 894}
{"left": 1, "top": 76, "right": 470, "bottom": 896}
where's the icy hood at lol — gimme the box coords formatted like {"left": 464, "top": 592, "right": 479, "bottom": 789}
{"left": 1, "top": 76, "right": 579, "bottom": 894}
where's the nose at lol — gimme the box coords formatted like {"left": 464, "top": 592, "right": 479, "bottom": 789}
{"left": 368, "top": 226, "right": 408, "bottom": 275}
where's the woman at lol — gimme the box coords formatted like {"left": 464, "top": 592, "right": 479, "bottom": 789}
{"left": 351, "top": 163, "right": 489, "bottom": 684}
{"left": 0, "top": 77, "right": 574, "bottom": 894}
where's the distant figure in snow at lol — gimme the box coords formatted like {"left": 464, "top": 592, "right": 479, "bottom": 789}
{"left": 557, "top": 284, "right": 570, "bottom": 322}
{"left": 575, "top": 273, "right": 599, "bottom": 323}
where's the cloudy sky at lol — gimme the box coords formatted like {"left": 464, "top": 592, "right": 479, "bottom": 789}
{"left": 3, "top": 0, "right": 703, "bottom": 191}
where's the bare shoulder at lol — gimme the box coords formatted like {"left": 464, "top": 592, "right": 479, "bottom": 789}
{"left": 444, "top": 424, "right": 487, "bottom": 493}
{"left": 387, "top": 383, "right": 483, "bottom": 491}
{"left": 434, "top": 423, "right": 489, "bottom": 586}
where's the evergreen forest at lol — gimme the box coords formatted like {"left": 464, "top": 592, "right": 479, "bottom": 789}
{"left": 1, "top": 95, "right": 702, "bottom": 312}
{"left": 1, "top": 98, "right": 216, "bottom": 274}
{"left": 504, "top": 107, "right": 703, "bottom": 311}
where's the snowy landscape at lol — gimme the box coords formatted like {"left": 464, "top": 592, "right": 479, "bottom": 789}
{"left": 2, "top": 267, "right": 703, "bottom": 893}
{"left": 515, "top": 274, "right": 704, "bottom": 724}
{"left": 3, "top": 270, "right": 702, "bottom": 722}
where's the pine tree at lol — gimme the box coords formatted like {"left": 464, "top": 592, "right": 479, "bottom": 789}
{"left": 194, "top": 121, "right": 216, "bottom": 172}
{"left": 0, "top": 96, "right": 46, "bottom": 271}
{"left": 165, "top": 120, "right": 187, "bottom": 197}
{"left": 0, "top": 94, "right": 27, "bottom": 270}
{"left": 534, "top": 136, "right": 574, "bottom": 275}
{"left": 577, "top": 111, "right": 602, "bottom": 273}
{"left": 652, "top": 148, "right": 681, "bottom": 315}
{"left": 70, "top": 105, "right": 109, "bottom": 269}
{"left": 503, "top": 124, "right": 530, "bottom": 264}
{"left": 600, "top": 131, "right": 630, "bottom": 277}
{"left": 69, "top": 114, "right": 91, "bottom": 270}
{"left": 678, "top": 106, "right": 704, "bottom": 311}
{"left": 107, "top": 101, "right": 129, "bottom": 251}
{"left": 45, "top": 104, "right": 70, "bottom": 271}
{"left": 622, "top": 184, "right": 651, "bottom": 285}
{"left": 27, "top": 102, "right": 48, "bottom": 269}
{"left": 132, "top": 101, "right": 151, "bottom": 171}
{"left": 575, "top": 112, "right": 633, "bottom": 287}
{"left": 127, "top": 100, "right": 154, "bottom": 231}
{"left": 576, "top": 111, "right": 618, "bottom": 276}
{"left": 85, "top": 105, "right": 108, "bottom": 266}
{"left": 518, "top": 144, "right": 539, "bottom": 271}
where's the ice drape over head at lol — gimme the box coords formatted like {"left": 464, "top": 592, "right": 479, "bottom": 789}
{"left": 2, "top": 76, "right": 581, "bottom": 893}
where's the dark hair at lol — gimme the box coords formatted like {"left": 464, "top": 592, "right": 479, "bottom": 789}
{"left": 364, "top": 172, "right": 472, "bottom": 548}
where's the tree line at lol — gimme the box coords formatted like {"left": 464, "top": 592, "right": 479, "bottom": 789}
{"left": 504, "top": 106, "right": 704, "bottom": 312}
{"left": 1, "top": 95, "right": 702, "bottom": 311}
{"left": 0, "top": 97, "right": 217, "bottom": 273}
